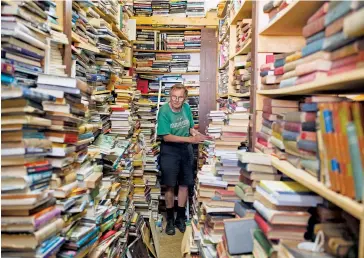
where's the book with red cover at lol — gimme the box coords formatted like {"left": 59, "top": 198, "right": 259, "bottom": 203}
{"left": 254, "top": 213, "right": 306, "bottom": 241}
{"left": 303, "top": 15, "right": 326, "bottom": 38}
{"left": 296, "top": 71, "right": 327, "bottom": 85}
{"left": 266, "top": 55, "right": 274, "bottom": 64}
{"left": 284, "top": 121, "right": 316, "bottom": 132}
{"left": 257, "top": 137, "right": 272, "bottom": 148}
{"left": 307, "top": 2, "right": 328, "bottom": 24}
{"left": 328, "top": 63, "right": 357, "bottom": 76}
{"left": 274, "top": 66, "right": 284, "bottom": 75}
{"left": 331, "top": 51, "right": 364, "bottom": 69}
{"left": 136, "top": 79, "right": 149, "bottom": 94}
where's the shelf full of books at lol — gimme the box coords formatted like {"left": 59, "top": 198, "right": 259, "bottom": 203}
{"left": 252, "top": 1, "right": 364, "bottom": 257}
{"left": 1, "top": 0, "right": 159, "bottom": 257}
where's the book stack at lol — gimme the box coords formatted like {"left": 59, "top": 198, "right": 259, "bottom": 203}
{"left": 49, "top": 42, "right": 67, "bottom": 77}
{"left": 151, "top": 0, "right": 170, "bottom": 16}
{"left": 186, "top": 0, "right": 205, "bottom": 17}
{"left": 259, "top": 53, "right": 291, "bottom": 90}
{"left": 219, "top": 19, "right": 228, "bottom": 42}
{"left": 1, "top": 87, "right": 65, "bottom": 257}
{"left": 169, "top": 0, "right": 187, "bottom": 17}
{"left": 1, "top": 2, "right": 48, "bottom": 88}
{"left": 133, "top": 0, "right": 153, "bottom": 16}
{"left": 254, "top": 180, "right": 323, "bottom": 243}
{"left": 218, "top": 66, "right": 229, "bottom": 95}
{"left": 236, "top": 152, "right": 281, "bottom": 204}
{"left": 166, "top": 31, "right": 185, "bottom": 50}
{"left": 135, "top": 30, "right": 155, "bottom": 50}
{"left": 263, "top": 0, "right": 291, "bottom": 22}
{"left": 236, "top": 19, "right": 252, "bottom": 53}
{"left": 233, "top": 54, "right": 251, "bottom": 94}
{"left": 256, "top": 98, "right": 299, "bottom": 154}
{"left": 184, "top": 30, "right": 201, "bottom": 49}
{"left": 207, "top": 110, "right": 226, "bottom": 139}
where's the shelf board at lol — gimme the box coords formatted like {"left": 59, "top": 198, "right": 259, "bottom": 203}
{"left": 219, "top": 60, "right": 229, "bottom": 70}
{"left": 259, "top": 1, "right": 324, "bottom": 36}
{"left": 217, "top": 0, "right": 229, "bottom": 18}
{"left": 230, "top": 0, "right": 253, "bottom": 25}
{"left": 136, "top": 72, "right": 200, "bottom": 75}
{"left": 136, "top": 26, "right": 202, "bottom": 31}
{"left": 132, "top": 14, "right": 218, "bottom": 27}
{"left": 133, "top": 49, "right": 200, "bottom": 53}
{"left": 218, "top": 93, "right": 229, "bottom": 98}
{"left": 257, "top": 68, "right": 364, "bottom": 97}
{"left": 229, "top": 38, "right": 252, "bottom": 59}
{"left": 271, "top": 157, "right": 363, "bottom": 220}
{"left": 229, "top": 92, "right": 250, "bottom": 98}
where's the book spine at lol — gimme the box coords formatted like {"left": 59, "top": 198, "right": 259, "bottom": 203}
{"left": 302, "top": 38, "right": 324, "bottom": 57}
{"left": 254, "top": 213, "right": 270, "bottom": 236}
{"left": 325, "top": 1, "right": 352, "bottom": 27}
{"left": 307, "top": 2, "right": 328, "bottom": 24}
{"left": 325, "top": 15, "right": 345, "bottom": 37}
{"left": 297, "top": 139, "right": 318, "bottom": 153}
{"left": 306, "top": 31, "right": 326, "bottom": 45}
{"left": 282, "top": 130, "right": 300, "bottom": 141}
{"left": 279, "top": 77, "right": 297, "bottom": 88}
{"left": 35, "top": 208, "right": 61, "bottom": 229}
{"left": 303, "top": 15, "right": 326, "bottom": 38}
{"left": 347, "top": 122, "right": 363, "bottom": 201}
{"left": 284, "top": 122, "right": 301, "bottom": 133}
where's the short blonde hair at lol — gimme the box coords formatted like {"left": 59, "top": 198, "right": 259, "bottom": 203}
{"left": 170, "top": 83, "right": 188, "bottom": 97}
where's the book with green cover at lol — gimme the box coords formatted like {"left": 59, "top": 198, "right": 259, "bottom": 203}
{"left": 253, "top": 229, "right": 276, "bottom": 257}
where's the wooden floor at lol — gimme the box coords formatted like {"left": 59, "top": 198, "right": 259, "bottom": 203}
{"left": 159, "top": 214, "right": 184, "bottom": 258}
{"left": 160, "top": 229, "right": 184, "bottom": 258}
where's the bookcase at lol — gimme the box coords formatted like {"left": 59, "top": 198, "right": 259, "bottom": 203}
{"left": 216, "top": 0, "right": 364, "bottom": 257}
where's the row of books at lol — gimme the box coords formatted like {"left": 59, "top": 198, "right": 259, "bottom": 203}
{"left": 219, "top": 35, "right": 229, "bottom": 68}
{"left": 135, "top": 30, "right": 201, "bottom": 51}
{"left": 260, "top": 2, "right": 364, "bottom": 90}
{"left": 235, "top": 19, "right": 251, "bottom": 53}
{"left": 256, "top": 95, "right": 364, "bottom": 202}
{"left": 133, "top": 0, "right": 205, "bottom": 17}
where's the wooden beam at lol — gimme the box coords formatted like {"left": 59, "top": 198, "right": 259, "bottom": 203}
{"left": 199, "top": 28, "right": 218, "bottom": 134}
{"left": 131, "top": 12, "right": 218, "bottom": 26}
{"left": 250, "top": 1, "right": 258, "bottom": 151}
{"left": 63, "top": 0, "right": 73, "bottom": 77}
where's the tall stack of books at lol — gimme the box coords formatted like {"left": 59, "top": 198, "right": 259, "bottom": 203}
{"left": 166, "top": 31, "right": 185, "bottom": 49}
{"left": 236, "top": 19, "right": 252, "bottom": 53}
{"left": 133, "top": 0, "right": 153, "bottom": 16}
{"left": 207, "top": 110, "right": 227, "bottom": 139}
{"left": 151, "top": 0, "right": 170, "bottom": 16}
{"left": 186, "top": 0, "right": 205, "bottom": 17}
{"left": 218, "top": 67, "right": 229, "bottom": 95}
{"left": 233, "top": 54, "right": 251, "bottom": 94}
{"left": 1, "top": 87, "right": 65, "bottom": 258}
{"left": 135, "top": 30, "right": 155, "bottom": 50}
{"left": 184, "top": 30, "right": 201, "bottom": 49}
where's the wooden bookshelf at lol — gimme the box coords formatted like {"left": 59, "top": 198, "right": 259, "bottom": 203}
{"left": 257, "top": 68, "right": 364, "bottom": 97}
{"left": 217, "top": 0, "right": 229, "bottom": 18}
{"left": 132, "top": 13, "right": 218, "bottom": 27}
{"left": 133, "top": 49, "right": 200, "bottom": 53}
{"left": 219, "top": 60, "right": 229, "bottom": 70}
{"left": 259, "top": 1, "right": 324, "bottom": 36}
{"left": 230, "top": 0, "right": 253, "bottom": 25}
{"left": 136, "top": 26, "right": 202, "bottom": 31}
{"left": 229, "top": 38, "right": 252, "bottom": 59}
{"left": 142, "top": 93, "right": 199, "bottom": 97}
{"left": 271, "top": 157, "right": 363, "bottom": 220}
{"left": 135, "top": 71, "right": 200, "bottom": 75}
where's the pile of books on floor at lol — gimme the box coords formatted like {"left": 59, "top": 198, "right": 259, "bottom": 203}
{"left": 261, "top": 2, "right": 364, "bottom": 91}
{"left": 184, "top": 30, "right": 201, "bottom": 49}
{"left": 151, "top": 0, "right": 170, "bottom": 16}
{"left": 236, "top": 19, "right": 252, "bottom": 53}
{"left": 186, "top": 0, "right": 205, "bottom": 17}
{"left": 233, "top": 53, "right": 251, "bottom": 94}
{"left": 133, "top": 0, "right": 153, "bottom": 16}
{"left": 263, "top": 0, "right": 291, "bottom": 22}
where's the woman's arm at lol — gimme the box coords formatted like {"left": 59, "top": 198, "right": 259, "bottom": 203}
{"left": 163, "top": 134, "right": 207, "bottom": 143}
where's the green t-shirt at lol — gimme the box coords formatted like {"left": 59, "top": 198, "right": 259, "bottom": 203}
{"left": 157, "top": 102, "right": 194, "bottom": 137}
